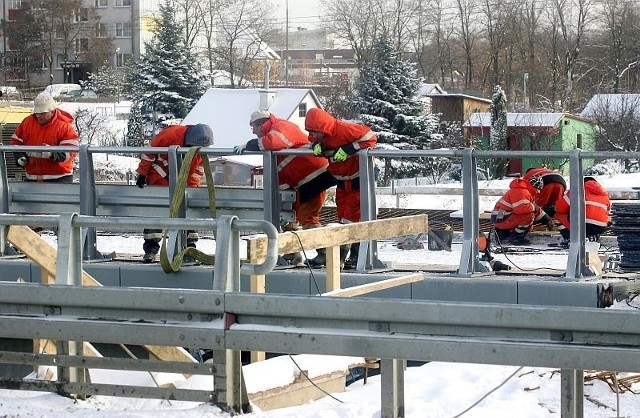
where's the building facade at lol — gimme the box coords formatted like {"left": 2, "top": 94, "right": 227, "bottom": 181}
{"left": 0, "top": 0, "right": 157, "bottom": 88}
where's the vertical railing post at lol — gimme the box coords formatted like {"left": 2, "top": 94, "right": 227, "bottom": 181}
{"left": 380, "top": 359, "right": 405, "bottom": 418}
{"left": 565, "top": 149, "right": 592, "bottom": 279}
{"left": 458, "top": 149, "right": 483, "bottom": 275}
{"left": 357, "top": 150, "right": 385, "bottom": 271}
{"left": 561, "top": 369, "right": 584, "bottom": 418}
{"left": 0, "top": 149, "right": 11, "bottom": 255}
{"left": 55, "top": 212, "right": 88, "bottom": 395}
{"left": 78, "top": 144, "right": 104, "bottom": 260}
{"left": 263, "top": 151, "right": 281, "bottom": 228}
{"left": 211, "top": 215, "right": 249, "bottom": 413}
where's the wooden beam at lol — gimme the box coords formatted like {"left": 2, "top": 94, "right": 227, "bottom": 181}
{"left": 246, "top": 215, "right": 429, "bottom": 260}
{"left": 7, "top": 225, "right": 197, "bottom": 366}
{"left": 321, "top": 273, "right": 425, "bottom": 298}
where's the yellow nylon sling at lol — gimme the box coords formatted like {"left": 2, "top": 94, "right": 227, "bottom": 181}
{"left": 159, "top": 146, "right": 216, "bottom": 273}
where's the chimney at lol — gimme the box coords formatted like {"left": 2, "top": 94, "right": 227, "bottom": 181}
{"left": 260, "top": 62, "right": 275, "bottom": 109}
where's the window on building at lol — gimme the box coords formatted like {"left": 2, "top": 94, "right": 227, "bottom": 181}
{"left": 298, "top": 103, "right": 307, "bottom": 117}
{"left": 75, "top": 38, "right": 89, "bottom": 55}
{"left": 56, "top": 54, "right": 66, "bottom": 69}
{"left": 74, "top": 8, "right": 88, "bottom": 22}
{"left": 95, "top": 0, "right": 108, "bottom": 7}
{"left": 96, "top": 23, "right": 107, "bottom": 38}
{"left": 577, "top": 134, "right": 582, "bottom": 149}
{"left": 116, "top": 52, "right": 132, "bottom": 68}
{"left": 8, "top": 0, "right": 23, "bottom": 9}
{"left": 116, "top": 22, "right": 132, "bottom": 37}
{"left": 115, "top": 0, "right": 131, "bottom": 6}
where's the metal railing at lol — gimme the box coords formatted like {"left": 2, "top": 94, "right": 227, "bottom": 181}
{"left": 0, "top": 261, "right": 638, "bottom": 416}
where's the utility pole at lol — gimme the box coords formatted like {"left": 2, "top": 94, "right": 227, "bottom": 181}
{"left": 285, "top": 0, "right": 289, "bottom": 87}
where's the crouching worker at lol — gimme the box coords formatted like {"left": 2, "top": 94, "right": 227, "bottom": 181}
{"left": 135, "top": 124, "right": 213, "bottom": 263}
{"left": 555, "top": 176, "right": 611, "bottom": 246}
{"left": 491, "top": 175, "right": 554, "bottom": 245}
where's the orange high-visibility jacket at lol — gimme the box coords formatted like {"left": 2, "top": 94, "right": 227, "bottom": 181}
{"left": 11, "top": 109, "right": 79, "bottom": 181}
{"left": 555, "top": 180, "right": 611, "bottom": 230}
{"left": 136, "top": 125, "right": 204, "bottom": 187}
{"left": 304, "top": 108, "right": 377, "bottom": 181}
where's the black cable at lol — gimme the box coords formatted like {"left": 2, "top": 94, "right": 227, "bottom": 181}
{"left": 491, "top": 230, "right": 566, "bottom": 272}
{"left": 291, "top": 230, "right": 322, "bottom": 295}
{"left": 287, "top": 231, "right": 361, "bottom": 398}
{"left": 288, "top": 354, "right": 344, "bottom": 404}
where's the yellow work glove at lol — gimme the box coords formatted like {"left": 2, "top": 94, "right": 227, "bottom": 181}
{"left": 333, "top": 147, "right": 348, "bottom": 162}
{"left": 313, "top": 142, "right": 324, "bottom": 156}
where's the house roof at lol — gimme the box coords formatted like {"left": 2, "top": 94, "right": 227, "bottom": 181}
{"left": 182, "top": 88, "right": 320, "bottom": 149}
{"left": 463, "top": 112, "right": 589, "bottom": 127}
{"left": 580, "top": 94, "right": 640, "bottom": 118}
{"left": 417, "top": 83, "right": 446, "bottom": 97}
{"left": 428, "top": 93, "right": 491, "bottom": 103}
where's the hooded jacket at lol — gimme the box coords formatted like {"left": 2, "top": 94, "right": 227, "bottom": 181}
{"left": 136, "top": 125, "right": 205, "bottom": 187}
{"left": 523, "top": 167, "right": 567, "bottom": 209}
{"left": 555, "top": 179, "right": 611, "bottom": 230}
{"left": 304, "top": 108, "right": 377, "bottom": 180}
{"left": 491, "top": 178, "right": 545, "bottom": 229}
{"left": 11, "top": 109, "right": 79, "bottom": 181}
{"left": 245, "top": 114, "right": 328, "bottom": 190}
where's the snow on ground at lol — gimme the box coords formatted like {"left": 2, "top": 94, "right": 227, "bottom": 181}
{"left": 2, "top": 156, "right": 639, "bottom": 417}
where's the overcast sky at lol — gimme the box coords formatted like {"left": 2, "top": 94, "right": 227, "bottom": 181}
{"left": 274, "top": 0, "right": 323, "bottom": 29}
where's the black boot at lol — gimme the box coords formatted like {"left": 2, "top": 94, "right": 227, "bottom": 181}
{"left": 339, "top": 244, "right": 350, "bottom": 269}
{"left": 306, "top": 248, "right": 326, "bottom": 267}
{"left": 343, "top": 243, "right": 360, "bottom": 270}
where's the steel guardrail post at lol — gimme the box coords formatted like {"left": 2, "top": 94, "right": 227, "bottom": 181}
{"left": 263, "top": 151, "right": 281, "bottom": 228}
{"left": 0, "top": 148, "right": 10, "bottom": 255}
{"left": 565, "top": 149, "right": 592, "bottom": 279}
{"left": 458, "top": 148, "right": 482, "bottom": 275}
{"left": 78, "top": 144, "right": 102, "bottom": 260}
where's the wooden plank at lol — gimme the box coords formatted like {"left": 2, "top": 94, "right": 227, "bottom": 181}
{"left": 7, "top": 225, "right": 197, "bottom": 366}
{"left": 321, "top": 273, "right": 425, "bottom": 298}
{"left": 246, "top": 215, "right": 429, "bottom": 260}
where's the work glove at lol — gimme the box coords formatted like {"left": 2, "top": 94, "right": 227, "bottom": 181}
{"left": 13, "top": 152, "right": 28, "bottom": 167}
{"left": 136, "top": 174, "right": 147, "bottom": 188}
{"left": 233, "top": 143, "right": 247, "bottom": 155}
{"left": 50, "top": 151, "right": 66, "bottom": 162}
{"left": 312, "top": 142, "right": 324, "bottom": 156}
{"left": 333, "top": 147, "right": 349, "bottom": 162}
{"left": 542, "top": 204, "right": 556, "bottom": 218}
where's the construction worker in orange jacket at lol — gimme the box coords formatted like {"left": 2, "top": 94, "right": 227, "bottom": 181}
{"left": 491, "top": 175, "right": 554, "bottom": 245}
{"left": 234, "top": 110, "right": 336, "bottom": 266}
{"left": 555, "top": 176, "right": 611, "bottom": 243}
{"left": 305, "top": 107, "right": 377, "bottom": 268}
{"left": 135, "top": 124, "right": 213, "bottom": 262}
{"left": 11, "top": 92, "right": 79, "bottom": 183}
{"left": 523, "top": 167, "right": 567, "bottom": 218}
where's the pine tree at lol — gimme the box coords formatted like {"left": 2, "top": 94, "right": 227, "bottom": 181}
{"left": 124, "top": 1, "right": 208, "bottom": 138}
{"left": 353, "top": 37, "right": 441, "bottom": 185}
{"left": 488, "top": 85, "right": 508, "bottom": 178}
{"left": 126, "top": 102, "right": 144, "bottom": 147}
{"left": 83, "top": 62, "right": 124, "bottom": 99}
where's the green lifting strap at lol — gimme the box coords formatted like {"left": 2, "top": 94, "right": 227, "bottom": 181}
{"left": 159, "top": 146, "right": 216, "bottom": 273}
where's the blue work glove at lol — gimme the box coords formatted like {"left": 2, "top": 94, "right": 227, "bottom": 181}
{"left": 50, "top": 151, "right": 66, "bottom": 162}
{"left": 136, "top": 174, "right": 146, "bottom": 188}
{"left": 233, "top": 143, "right": 247, "bottom": 155}
{"left": 333, "top": 147, "right": 348, "bottom": 162}
{"left": 312, "top": 142, "right": 324, "bottom": 156}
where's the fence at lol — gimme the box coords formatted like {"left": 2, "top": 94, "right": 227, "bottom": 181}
{"left": 0, "top": 212, "right": 637, "bottom": 416}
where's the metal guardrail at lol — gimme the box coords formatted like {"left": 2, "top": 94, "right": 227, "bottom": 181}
{"left": 0, "top": 280, "right": 638, "bottom": 415}
{"left": 0, "top": 145, "right": 294, "bottom": 260}
{"left": 0, "top": 144, "right": 626, "bottom": 277}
